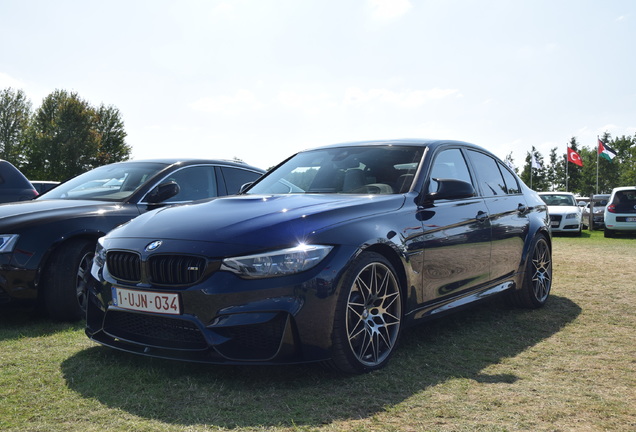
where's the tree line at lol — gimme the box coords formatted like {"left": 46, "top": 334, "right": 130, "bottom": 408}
{"left": 506, "top": 132, "right": 636, "bottom": 196}
{"left": 0, "top": 87, "right": 131, "bottom": 182}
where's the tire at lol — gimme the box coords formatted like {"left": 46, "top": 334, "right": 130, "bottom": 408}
{"left": 42, "top": 238, "right": 95, "bottom": 321}
{"left": 604, "top": 229, "right": 614, "bottom": 238}
{"left": 509, "top": 235, "right": 552, "bottom": 308}
{"left": 328, "top": 252, "right": 403, "bottom": 374}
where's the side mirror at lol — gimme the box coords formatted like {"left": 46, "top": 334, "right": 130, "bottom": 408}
{"left": 427, "top": 178, "right": 475, "bottom": 201}
{"left": 145, "top": 181, "right": 180, "bottom": 204}
{"left": 578, "top": 201, "right": 587, "bottom": 207}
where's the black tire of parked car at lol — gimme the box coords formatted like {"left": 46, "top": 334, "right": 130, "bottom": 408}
{"left": 42, "top": 238, "right": 95, "bottom": 321}
{"left": 604, "top": 229, "right": 614, "bottom": 238}
{"left": 508, "top": 234, "right": 552, "bottom": 308}
{"left": 328, "top": 252, "right": 403, "bottom": 374}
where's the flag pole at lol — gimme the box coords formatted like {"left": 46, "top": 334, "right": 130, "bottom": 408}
{"left": 566, "top": 146, "right": 569, "bottom": 192}
{"left": 596, "top": 135, "right": 599, "bottom": 194}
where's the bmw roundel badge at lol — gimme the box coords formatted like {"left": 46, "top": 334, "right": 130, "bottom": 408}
{"left": 145, "top": 240, "right": 163, "bottom": 251}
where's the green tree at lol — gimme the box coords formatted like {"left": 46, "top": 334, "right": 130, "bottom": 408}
{"left": 546, "top": 147, "right": 566, "bottom": 191}
{"left": 577, "top": 145, "right": 598, "bottom": 196}
{"left": 94, "top": 104, "right": 130, "bottom": 165}
{"left": 0, "top": 88, "right": 31, "bottom": 164}
{"left": 611, "top": 134, "right": 636, "bottom": 186}
{"left": 23, "top": 90, "right": 130, "bottom": 181}
{"left": 24, "top": 90, "right": 99, "bottom": 181}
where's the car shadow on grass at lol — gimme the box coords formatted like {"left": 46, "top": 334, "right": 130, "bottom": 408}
{"left": 60, "top": 295, "right": 581, "bottom": 428}
{"left": 0, "top": 303, "right": 84, "bottom": 341}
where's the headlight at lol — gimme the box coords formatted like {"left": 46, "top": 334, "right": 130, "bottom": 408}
{"left": 565, "top": 213, "right": 579, "bottom": 219}
{"left": 91, "top": 237, "right": 106, "bottom": 280}
{"left": 221, "top": 244, "right": 333, "bottom": 279}
{"left": 0, "top": 234, "right": 19, "bottom": 253}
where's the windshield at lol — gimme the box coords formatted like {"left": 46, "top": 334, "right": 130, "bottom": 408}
{"left": 247, "top": 145, "right": 424, "bottom": 195}
{"left": 540, "top": 194, "right": 577, "bottom": 206}
{"left": 40, "top": 162, "right": 169, "bottom": 202}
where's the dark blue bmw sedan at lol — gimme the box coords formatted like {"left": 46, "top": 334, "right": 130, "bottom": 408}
{"left": 86, "top": 140, "right": 552, "bottom": 373}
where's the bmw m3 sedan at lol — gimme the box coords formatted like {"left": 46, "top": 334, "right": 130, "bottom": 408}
{"left": 86, "top": 140, "right": 552, "bottom": 373}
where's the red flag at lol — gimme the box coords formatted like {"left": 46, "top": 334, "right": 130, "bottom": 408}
{"left": 567, "top": 147, "right": 583, "bottom": 166}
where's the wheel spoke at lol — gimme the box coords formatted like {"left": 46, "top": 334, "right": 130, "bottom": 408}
{"left": 530, "top": 240, "right": 552, "bottom": 302}
{"left": 346, "top": 261, "right": 402, "bottom": 367}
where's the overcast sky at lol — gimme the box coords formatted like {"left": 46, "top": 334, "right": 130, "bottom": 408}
{"left": 1, "top": 0, "right": 634, "bottom": 170}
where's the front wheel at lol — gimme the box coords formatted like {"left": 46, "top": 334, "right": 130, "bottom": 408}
{"left": 328, "top": 252, "right": 403, "bottom": 374}
{"left": 509, "top": 235, "right": 552, "bottom": 308}
{"left": 42, "top": 239, "right": 96, "bottom": 321}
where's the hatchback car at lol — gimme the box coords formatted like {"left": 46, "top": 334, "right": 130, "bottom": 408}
{"left": 538, "top": 192, "right": 582, "bottom": 235}
{"left": 604, "top": 187, "right": 636, "bottom": 237}
{"left": 0, "top": 160, "right": 38, "bottom": 202}
{"left": 0, "top": 159, "right": 264, "bottom": 321}
{"left": 86, "top": 140, "right": 552, "bottom": 374}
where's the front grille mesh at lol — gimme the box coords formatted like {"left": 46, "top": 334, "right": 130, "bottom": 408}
{"left": 104, "top": 310, "right": 207, "bottom": 350}
{"left": 148, "top": 255, "right": 206, "bottom": 285}
{"left": 106, "top": 251, "right": 207, "bottom": 287}
{"left": 107, "top": 251, "right": 141, "bottom": 283}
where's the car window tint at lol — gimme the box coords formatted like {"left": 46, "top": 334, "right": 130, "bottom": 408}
{"left": 220, "top": 167, "right": 262, "bottom": 194}
{"left": 427, "top": 148, "right": 472, "bottom": 194}
{"left": 498, "top": 161, "right": 521, "bottom": 194}
{"left": 248, "top": 146, "right": 423, "bottom": 195}
{"left": 164, "top": 166, "right": 217, "bottom": 202}
{"left": 467, "top": 150, "right": 508, "bottom": 197}
{"left": 42, "top": 162, "right": 168, "bottom": 201}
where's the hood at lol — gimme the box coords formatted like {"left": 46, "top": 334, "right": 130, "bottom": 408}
{"left": 546, "top": 204, "right": 580, "bottom": 216}
{"left": 109, "top": 194, "right": 406, "bottom": 249}
{"left": 0, "top": 199, "right": 133, "bottom": 228}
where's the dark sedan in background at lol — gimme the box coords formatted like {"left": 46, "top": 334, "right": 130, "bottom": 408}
{"left": 0, "top": 159, "right": 39, "bottom": 202}
{"left": 0, "top": 159, "right": 264, "bottom": 321}
{"left": 87, "top": 140, "right": 552, "bottom": 373}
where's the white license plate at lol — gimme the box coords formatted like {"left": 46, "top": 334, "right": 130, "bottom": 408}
{"left": 112, "top": 287, "right": 181, "bottom": 315}
{"left": 627, "top": 217, "right": 636, "bottom": 222}
{"left": 551, "top": 221, "right": 559, "bottom": 227}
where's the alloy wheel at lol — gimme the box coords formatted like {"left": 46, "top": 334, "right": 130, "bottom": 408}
{"left": 345, "top": 261, "right": 401, "bottom": 367}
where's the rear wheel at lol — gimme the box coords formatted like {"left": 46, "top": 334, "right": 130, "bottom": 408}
{"left": 42, "top": 239, "right": 95, "bottom": 321}
{"left": 604, "top": 229, "right": 614, "bottom": 238}
{"left": 509, "top": 235, "right": 552, "bottom": 308}
{"left": 328, "top": 252, "right": 402, "bottom": 374}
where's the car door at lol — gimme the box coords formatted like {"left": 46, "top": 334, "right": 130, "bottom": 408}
{"left": 413, "top": 147, "right": 492, "bottom": 307}
{"left": 465, "top": 149, "right": 529, "bottom": 282}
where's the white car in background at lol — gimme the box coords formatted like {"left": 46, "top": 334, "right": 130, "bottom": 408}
{"left": 538, "top": 192, "right": 583, "bottom": 236}
{"left": 604, "top": 186, "right": 636, "bottom": 238}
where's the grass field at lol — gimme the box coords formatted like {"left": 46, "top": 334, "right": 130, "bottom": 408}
{"left": 1, "top": 230, "right": 635, "bottom": 432}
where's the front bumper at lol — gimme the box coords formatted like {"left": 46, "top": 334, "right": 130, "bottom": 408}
{"left": 549, "top": 215, "right": 581, "bottom": 232}
{"left": 85, "top": 255, "right": 347, "bottom": 365}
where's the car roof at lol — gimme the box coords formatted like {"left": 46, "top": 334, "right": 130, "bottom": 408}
{"left": 299, "top": 138, "right": 491, "bottom": 154}
{"left": 110, "top": 158, "right": 264, "bottom": 172}
{"left": 610, "top": 186, "right": 636, "bottom": 193}
{"left": 538, "top": 191, "right": 575, "bottom": 196}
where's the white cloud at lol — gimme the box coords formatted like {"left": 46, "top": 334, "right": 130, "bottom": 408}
{"left": 0, "top": 72, "right": 26, "bottom": 90}
{"left": 343, "top": 87, "right": 461, "bottom": 108}
{"left": 368, "top": 0, "right": 412, "bottom": 21}
{"left": 276, "top": 91, "right": 337, "bottom": 113}
{"left": 190, "top": 89, "right": 264, "bottom": 115}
